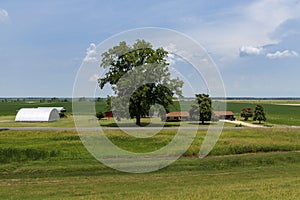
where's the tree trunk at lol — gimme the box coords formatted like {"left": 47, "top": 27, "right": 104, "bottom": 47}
{"left": 202, "top": 120, "right": 205, "bottom": 124}
{"left": 136, "top": 115, "right": 141, "bottom": 126}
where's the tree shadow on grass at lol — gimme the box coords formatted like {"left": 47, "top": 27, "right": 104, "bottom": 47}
{"left": 100, "top": 122, "right": 181, "bottom": 127}
{"left": 188, "top": 122, "right": 218, "bottom": 126}
{"left": 99, "top": 120, "right": 181, "bottom": 127}
{"left": 252, "top": 122, "right": 265, "bottom": 125}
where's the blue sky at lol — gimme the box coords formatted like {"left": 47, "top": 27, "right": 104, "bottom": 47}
{"left": 1, "top": 0, "right": 300, "bottom": 97}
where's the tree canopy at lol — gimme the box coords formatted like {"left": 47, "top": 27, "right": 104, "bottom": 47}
{"left": 189, "top": 94, "right": 212, "bottom": 124}
{"left": 253, "top": 104, "right": 266, "bottom": 124}
{"left": 98, "top": 40, "right": 183, "bottom": 126}
{"left": 240, "top": 107, "right": 253, "bottom": 121}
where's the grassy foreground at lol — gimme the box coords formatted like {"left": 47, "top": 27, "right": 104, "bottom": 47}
{"left": 0, "top": 154, "right": 300, "bottom": 200}
{"left": 0, "top": 128, "right": 299, "bottom": 199}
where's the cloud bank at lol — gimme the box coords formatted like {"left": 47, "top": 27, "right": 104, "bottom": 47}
{"left": 239, "top": 45, "right": 299, "bottom": 59}
{"left": 239, "top": 46, "right": 264, "bottom": 56}
{"left": 266, "top": 50, "right": 298, "bottom": 59}
{"left": 186, "top": 0, "right": 300, "bottom": 61}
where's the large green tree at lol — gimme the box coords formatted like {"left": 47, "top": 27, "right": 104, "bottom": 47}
{"left": 189, "top": 94, "right": 212, "bottom": 124}
{"left": 98, "top": 40, "right": 183, "bottom": 126}
{"left": 253, "top": 104, "right": 266, "bottom": 124}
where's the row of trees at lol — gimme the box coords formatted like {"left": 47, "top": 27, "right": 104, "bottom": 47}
{"left": 96, "top": 39, "right": 267, "bottom": 125}
{"left": 240, "top": 105, "right": 266, "bottom": 123}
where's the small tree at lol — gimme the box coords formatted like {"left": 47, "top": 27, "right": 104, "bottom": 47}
{"left": 240, "top": 107, "right": 253, "bottom": 121}
{"left": 253, "top": 104, "right": 266, "bottom": 124}
{"left": 96, "top": 111, "right": 105, "bottom": 120}
{"left": 106, "top": 95, "right": 112, "bottom": 111}
{"left": 189, "top": 103, "right": 200, "bottom": 121}
{"left": 189, "top": 94, "right": 212, "bottom": 124}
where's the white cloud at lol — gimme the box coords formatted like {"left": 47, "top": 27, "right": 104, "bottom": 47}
{"left": 83, "top": 43, "right": 98, "bottom": 63}
{"left": 239, "top": 46, "right": 264, "bottom": 56}
{"left": 266, "top": 50, "right": 298, "bottom": 59}
{"left": 164, "top": 43, "right": 185, "bottom": 66}
{"left": 0, "top": 8, "right": 9, "bottom": 23}
{"left": 89, "top": 74, "right": 99, "bottom": 82}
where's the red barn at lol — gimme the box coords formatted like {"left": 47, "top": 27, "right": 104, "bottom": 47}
{"left": 166, "top": 112, "right": 189, "bottom": 121}
{"left": 105, "top": 111, "right": 113, "bottom": 118}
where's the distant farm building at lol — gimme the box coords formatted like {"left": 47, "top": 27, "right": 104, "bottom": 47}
{"left": 15, "top": 108, "right": 60, "bottom": 122}
{"left": 213, "top": 111, "right": 235, "bottom": 121}
{"left": 166, "top": 112, "right": 189, "bottom": 121}
{"left": 105, "top": 111, "right": 113, "bottom": 118}
{"left": 38, "top": 107, "right": 66, "bottom": 113}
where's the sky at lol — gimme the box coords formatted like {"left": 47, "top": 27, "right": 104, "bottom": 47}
{"left": 1, "top": 0, "right": 300, "bottom": 97}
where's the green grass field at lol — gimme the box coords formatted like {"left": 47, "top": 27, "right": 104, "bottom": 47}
{"left": 225, "top": 101, "right": 300, "bottom": 126}
{"left": 1, "top": 100, "right": 300, "bottom": 199}
{"left": 1, "top": 100, "right": 300, "bottom": 127}
{"left": 0, "top": 100, "right": 107, "bottom": 116}
{"left": 0, "top": 128, "right": 299, "bottom": 199}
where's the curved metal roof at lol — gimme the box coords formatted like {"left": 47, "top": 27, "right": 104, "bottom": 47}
{"left": 15, "top": 108, "right": 60, "bottom": 122}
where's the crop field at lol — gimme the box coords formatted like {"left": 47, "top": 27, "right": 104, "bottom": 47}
{"left": 172, "top": 100, "right": 300, "bottom": 126}
{"left": 225, "top": 101, "right": 300, "bottom": 126}
{"left": 1, "top": 99, "right": 300, "bottom": 127}
{"left": 0, "top": 100, "right": 107, "bottom": 116}
{"left": 0, "top": 128, "right": 300, "bottom": 199}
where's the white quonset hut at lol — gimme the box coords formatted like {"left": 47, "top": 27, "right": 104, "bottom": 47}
{"left": 38, "top": 107, "right": 66, "bottom": 114}
{"left": 15, "top": 108, "right": 60, "bottom": 122}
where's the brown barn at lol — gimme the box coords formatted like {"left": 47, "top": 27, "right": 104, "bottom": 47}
{"left": 213, "top": 111, "right": 235, "bottom": 121}
{"left": 166, "top": 112, "right": 189, "bottom": 121}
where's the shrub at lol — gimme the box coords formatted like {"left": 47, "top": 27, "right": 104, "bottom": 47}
{"left": 240, "top": 107, "right": 253, "bottom": 121}
{"left": 96, "top": 111, "right": 105, "bottom": 119}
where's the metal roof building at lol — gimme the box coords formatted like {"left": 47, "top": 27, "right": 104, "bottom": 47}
{"left": 15, "top": 108, "right": 60, "bottom": 122}
{"left": 38, "top": 107, "right": 66, "bottom": 113}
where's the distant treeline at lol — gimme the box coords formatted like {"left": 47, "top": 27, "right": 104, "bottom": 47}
{"left": 0, "top": 97, "right": 106, "bottom": 102}
{"left": 1, "top": 97, "right": 300, "bottom": 102}
{"left": 213, "top": 97, "right": 300, "bottom": 100}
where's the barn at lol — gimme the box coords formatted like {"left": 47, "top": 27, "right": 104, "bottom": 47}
{"left": 38, "top": 107, "right": 66, "bottom": 113}
{"left": 213, "top": 111, "right": 235, "bottom": 121}
{"left": 166, "top": 112, "right": 190, "bottom": 121}
{"left": 105, "top": 111, "right": 113, "bottom": 118}
{"left": 38, "top": 107, "right": 66, "bottom": 117}
{"left": 15, "top": 108, "right": 60, "bottom": 122}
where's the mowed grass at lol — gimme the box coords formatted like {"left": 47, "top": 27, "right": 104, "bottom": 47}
{"left": 1, "top": 155, "right": 300, "bottom": 200}
{"left": 0, "top": 115, "right": 76, "bottom": 127}
{"left": 1, "top": 128, "right": 299, "bottom": 159}
{"left": 0, "top": 128, "right": 300, "bottom": 199}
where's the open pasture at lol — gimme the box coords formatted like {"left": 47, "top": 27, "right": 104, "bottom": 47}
{"left": 224, "top": 101, "right": 300, "bottom": 126}
{"left": 1, "top": 99, "right": 300, "bottom": 127}
{"left": 0, "top": 128, "right": 299, "bottom": 199}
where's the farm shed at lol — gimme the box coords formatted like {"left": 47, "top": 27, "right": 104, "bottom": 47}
{"left": 213, "top": 111, "right": 235, "bottom": 121}
{"left": 38, "top": 107, "right": 66, "bottom": 117}
{"left": 38, "top": 107, "right": 66, "bottom": 113}
{"left": 166, "top": 112, "right": 189, "bottom": 121}
{"left": 105, "top": 111, "right": 113, "bottom": 118}
{"left": 15, "top": 108, "right": 60, "bottom": 122}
